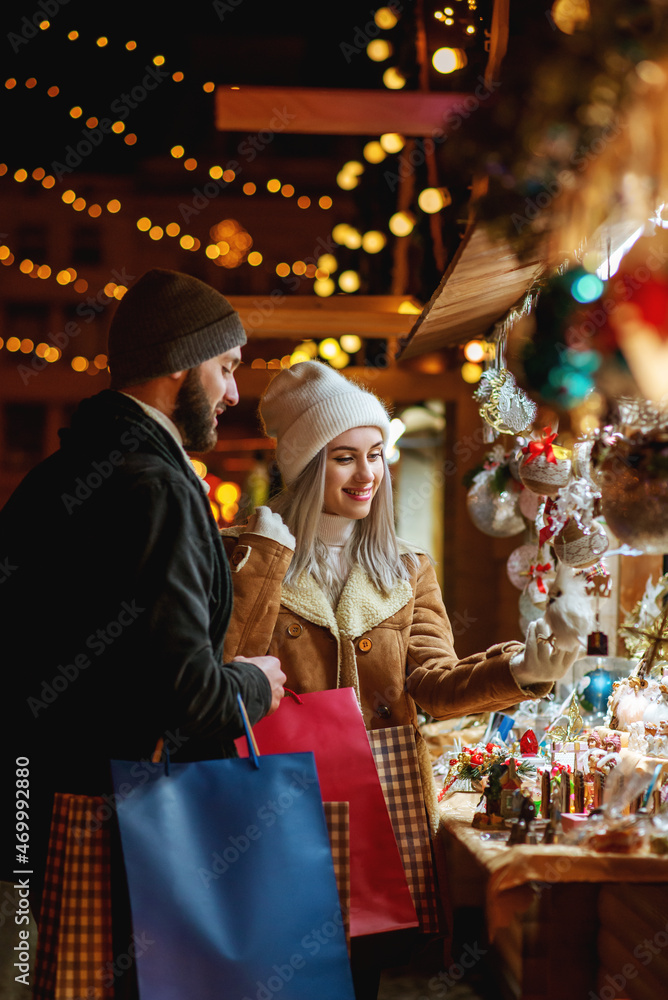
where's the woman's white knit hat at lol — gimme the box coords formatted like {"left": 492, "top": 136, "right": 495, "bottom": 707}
{"left": 259, "top": 361, "right": 391, "bottom": 484}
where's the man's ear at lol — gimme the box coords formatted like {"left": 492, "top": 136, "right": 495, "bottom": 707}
{"left": 168, "top": 370, "right": 186, "bottom": 381}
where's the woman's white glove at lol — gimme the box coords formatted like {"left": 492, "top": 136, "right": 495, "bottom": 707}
{"left": 246, "top": 506, "right": 295, "bottom": 551}
{"left": 509, "top": 618, "right": 579, "bottom": 687}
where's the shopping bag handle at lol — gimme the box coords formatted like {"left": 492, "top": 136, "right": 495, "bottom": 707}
{"left": 237, "top": 693, "right": 261, "bottom": 769}
{"left": 151, "top": 737, "right": 171, "bottom": 775}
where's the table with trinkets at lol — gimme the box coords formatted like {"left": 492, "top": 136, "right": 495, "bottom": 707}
{"left": 435, "top": 792, "right": 668, "bottom": 1000}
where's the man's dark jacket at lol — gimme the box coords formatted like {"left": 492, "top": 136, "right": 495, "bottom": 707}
{"left": 2, "top": 389, "right": 271, "bottom": 900}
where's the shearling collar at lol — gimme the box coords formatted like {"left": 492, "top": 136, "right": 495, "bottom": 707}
{"left": 221, "top": 522, "right": 421, "bottom": 637}
{"left": 282, "top": 563, "right": 413, "bottom": 640}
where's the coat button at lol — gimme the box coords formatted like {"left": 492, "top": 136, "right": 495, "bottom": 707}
{"left": 358, "top": 637, "right": 372, "bottom": 652}
{"left": 376, "top": 705, "right": 392, "bottom": 719}
{"left": 287, "top": 623, "right": 302, "bottom": 637}
{"left": 231, "top": 549, "right": 245, "bottom": 566}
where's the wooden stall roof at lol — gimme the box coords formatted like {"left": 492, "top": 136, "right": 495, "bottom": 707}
{"left": 397, "top": 50, "right": 668, "bottom": 362}
{"left": 396, "top": 221, "right": 546, "bottom": 359}
{"left": 395, "top": 204, "right": 651, "bottom": 361}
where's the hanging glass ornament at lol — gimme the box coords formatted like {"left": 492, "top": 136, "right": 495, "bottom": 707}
{"left": 464, "top": 445, "right": 526, "bottom": 538}
{"left": 519, "top": 427, "right": 572, "bottom": 496}
{"left": 523, "top": 558, "right": 556, "bottom": 604}
{"left": 571, "top": 435, "right": 599, "bottom": 489}
{"left": 466, "top": 469, "right": 525, "bottom": 537}
{"left": 519, "top": 487, "right": 542, "bottom": 520}
{"left": 507, "top": 544, "right": 541, "bottom": 590}
{"left": 569, "top": 631, "right": 632, "bottom": 726}
{"left": 547, "top": 477, "right": 609, "bottom": 568}
{"left": 473, "top": 331, "right": 537, "bottom": 439}
{"left": 553, "top": 518, "right": 609, "bottom": 568}
{"left": 598, "top": 427, "right": 668, "bottom": 554}
{"left": 474, "top": 369, "right": 538, "bottom": 436}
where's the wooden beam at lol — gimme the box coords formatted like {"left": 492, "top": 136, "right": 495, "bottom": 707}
{"left": 215, "top": 85, "right": 475, "bottom": 136}
{"left": 230, "top": 364, "right": 450, "bottom": 406}
{"left": 226, "top": 295, "right": 422, "bottom": 339}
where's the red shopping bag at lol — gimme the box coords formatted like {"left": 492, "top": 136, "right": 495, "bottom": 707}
{"left": 236, "top": 687, "right": 418, "bottom": 938}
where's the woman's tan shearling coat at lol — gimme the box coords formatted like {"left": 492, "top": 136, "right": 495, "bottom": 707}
{"left": 221, "top": 528, "right": 551, "bottom": 830}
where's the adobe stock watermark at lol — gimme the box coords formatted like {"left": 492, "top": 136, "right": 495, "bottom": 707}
{"left": 588, "top": 920, "right": 668, "bottom": 1000}
{"left": 392, "top": 424, "right": 496, "bottom": 523}
{"left": 562, "top": 240, "right": 668, "bottom": 351}
{"left": 212, "top": 0, "right": 244, "bottom": 20}
{"left": 7, "top": 0, "right": 70, "bottom": 52}
{"left": 339, "top": 3, "right": 404, "bottom": 63}
{"left": 529, "top": 852, "right": 575, "bottom": 897}
{"left": 383, "top": 78, "right": 502, "bottom": 193}
{"left": 241, "top": 910, "right": 346, "bottom": 1000}
{"left": 59, "top": 417, "right": 157, "bottom": 514}
{"left": 27, "top": 599, "right": 145, "bottom": 716}
{"left": 425, "top": 942, "right": 488, "bottom": 997}
{"left": 197, "top": 767, "right": 319, "bottom": 887}
{"left": 99, "top": 932, "right": 155, "bottom": 991}
{"left": 71, "top": 729, "right": 191, "bottom": 843}
{"left": 0, "top": 556, "right": 18, "bottom": 583}
{"left": 511, "top": 117, "right": 627, "bottom": 233}
{"left": 0, "top": 886, "right": 27, "bottom": 929}
{"left": 238, "top": 234, "right": 341, "bottom": 335}
{"left": 17, "top": 267, "right": 137, "bottom": 386}
{"left": 50, "top": 67, "right": 170, "bottom": 178}
{"left": 177, "top": 106, "right": 297, "bottom": 225}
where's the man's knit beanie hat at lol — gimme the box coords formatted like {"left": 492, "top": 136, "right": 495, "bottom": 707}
{"left": 259, "top": 360, "right": 391, "bottom": 485}
{"left": 107, "top": 268, "right": 246, "bottom": 388}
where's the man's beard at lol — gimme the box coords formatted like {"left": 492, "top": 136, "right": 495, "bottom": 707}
{"left": 172, "top": 368, "right": 221, "bottom": 452}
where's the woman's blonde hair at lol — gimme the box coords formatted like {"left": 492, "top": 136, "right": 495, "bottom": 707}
{"left": 270, "top": 445, "right": 419, "bottom": 596}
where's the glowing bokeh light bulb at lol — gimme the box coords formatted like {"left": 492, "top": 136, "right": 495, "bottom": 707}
{"left": 389, "top": 212, "right": 415, "bottom": 237}
{"left": 362, "top": 231, "right": 386, "bottom": 253}
{"left": 375, "top": 6, "right": 399, "bottom": 28}
{"left": 363, "top": 141, "right": 386, "bottom": 164}
{"left": 319, "top": 338, "right": 340, "bottom": 359}
{"left": 383, "top": 67, "right": 406, "bottom": 90}
{"left": 571, "top": 272, "right": 605, "bottom": 304}
{"left": 367, "top": 39, "right": 392, "bottom": 61}
{"left": 340, "top": 335, "right": 362, "bottom": 354}
{"left": 339, "top": 270, "right": 360, "bottom": 293}
{"left": 463, "top": 341, "right": 486, "bottom": 363}
{"left": 432, "top": 47, "right": 467, "bottom": 74}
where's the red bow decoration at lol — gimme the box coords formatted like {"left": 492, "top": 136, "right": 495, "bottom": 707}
{"left": 539, "top": 497, "right": 557, "bottom": 546}
{"left": 528, "top": 563, "right": 552, "bottom": 594}
{"left": 539, "top": 518, "right": 555, "bottom": 547}
{"left": 522, "top": 427, "right": 558, "bottom": 465}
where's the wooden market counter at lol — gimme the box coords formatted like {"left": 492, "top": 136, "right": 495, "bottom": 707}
{"left": 434, "top": 793, "right": 668, "bottom": 1000}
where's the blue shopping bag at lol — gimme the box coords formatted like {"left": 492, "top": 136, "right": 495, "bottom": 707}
{"left": 110, "top": 698, "right": 354, "bottom": 1000}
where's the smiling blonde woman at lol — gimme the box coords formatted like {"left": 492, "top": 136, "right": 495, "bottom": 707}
{"left": 220, "top": 360, "right": 581, "bottom": 999}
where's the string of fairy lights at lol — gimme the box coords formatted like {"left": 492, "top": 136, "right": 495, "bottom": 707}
{"left": 2, "top": 28, "right": 342, "bottom": 284}
{"left": 1, "top": 4, "right": 477, "bottom": 380}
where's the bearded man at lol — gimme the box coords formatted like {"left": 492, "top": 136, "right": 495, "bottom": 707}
{"left": 1, "top": 268, "right": 285, "bottom": 923}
